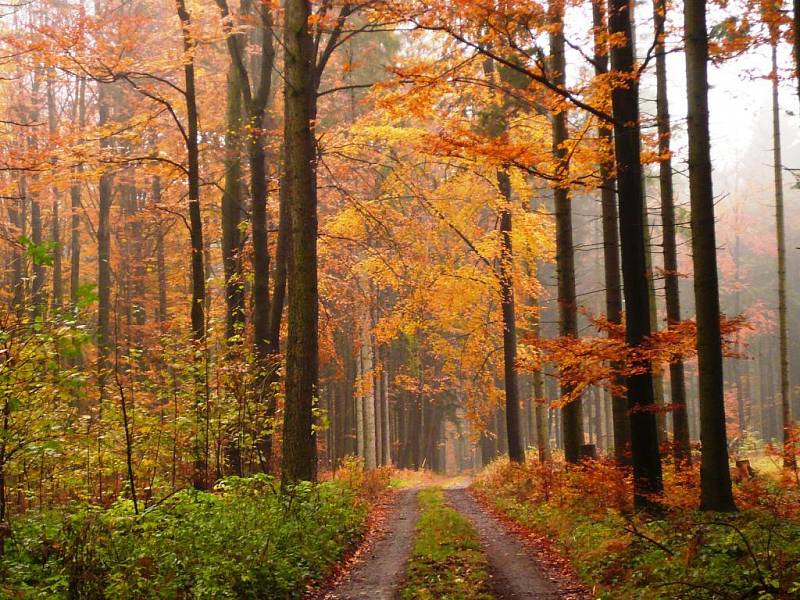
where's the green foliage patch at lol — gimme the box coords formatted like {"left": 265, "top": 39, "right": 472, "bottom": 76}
{"left": 400, "top": 488, "right": 493, "bottom": 600}
{"left": 2, "top": 475, "right": 369, "bottom": 599}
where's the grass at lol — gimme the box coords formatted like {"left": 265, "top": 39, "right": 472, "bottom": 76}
{"left": 400, "top": 487, "right": 494, "bottom": 600}
{"left": 473, "top": 456, "right": 800, "bottom": 599}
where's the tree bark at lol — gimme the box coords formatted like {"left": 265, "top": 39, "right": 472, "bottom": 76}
{"left": 69, "top": 76, "right": 86, "bottom": 309}
{"left": 684, "top": 0, "right": 736, "bottom": 511}
{"left": 593, "top": 0, "right": 631, "bottom": 465}
{"left": 653, "top": 0, "right": 691, "bottom": 464}
{"left": 176, "top": 0, "right": 208, "bottom": 490}
{"left": 47, "top": 70, "right": 63, "bottom": 312}
{"left": 608, "top": 0, "right": 664, "bottom": 509}
{"left": 281, "top": 0, "right": 318, "bottom": 484}
{"left": 221, "top": 65, "right": 245, "bottom": 341}
{"left": 551, "top": 2, "right": 583, "bottom": 464}
{"left": 769, "top": 38, "right": 794, "bottom": 469}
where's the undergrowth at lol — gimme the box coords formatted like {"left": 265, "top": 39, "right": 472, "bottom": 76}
{"left": 473, "top": 456, "right": 800, "bottom": 599}
{"left": 1, "top": 459, "right": 389, "bottom": 599}
{"left": 400, "top": 487, "right": 493, "bottom": 600}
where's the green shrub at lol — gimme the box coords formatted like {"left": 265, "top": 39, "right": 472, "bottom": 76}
{"left": 2, "top": 475, "right": 369, "bottom": 599}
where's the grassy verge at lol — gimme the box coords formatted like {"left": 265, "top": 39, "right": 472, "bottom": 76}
{"left": 473, "top": 457, "right": 800, "bottom": 599}
{"left": 2, "top": 464, "right": 388, "bottom": 599}
{"left": 400, "top": 487, "right": 493, "bottom": 600}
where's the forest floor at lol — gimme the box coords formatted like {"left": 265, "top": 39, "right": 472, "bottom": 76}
{"left": 321, "top": 477, "right": 581, "bottom": 600}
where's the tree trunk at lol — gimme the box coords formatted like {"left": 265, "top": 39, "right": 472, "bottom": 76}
{"left": 497, "top": 169, "right": 525, "bottom": 464}
{"left": 551, "top": 4, "right": 583, "bottom": 464}
{"left": 362, "top": 311, "right": 377, "bottom": 469}
{"left": 684, "top": 0, "right": 736, "bottom": 511}
{"left": 592, "top": 0, "right": 631, "bottom": 465}
{"left": 653, "top": 0, "right": 691, "bottom": 464}
{"left": 47, "top": 70, "right": 63, "bottom": 312}
{"left": 69, "top": 76, "right": 86, "bottom": 309}
{"left": 770, "top": 39, "right": 794, "bottom": 468}
{"left": 281, "top": 0, "right": 319, "bottom": 483}
{"left": 176, "top": 0, "right": 208, "bottom": 490}
{"left": 221, "top": 66, "right": 245, "bottom": 341}
{"left": 532, "top": 295, "right": 550, "bottom": 462}
{"left": 608, "top": 0, "right": 664, "bottom": 509}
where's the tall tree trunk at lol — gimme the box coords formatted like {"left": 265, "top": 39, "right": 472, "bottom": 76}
{"left": 153, "top": 177, "right": 168, "bottom": 325}
{"left": 684, "top": 0, "right": 736, "bottom": 511}
{"left": 551, "top": 2, "right": 583, "bottom": 464}
{"left": 281, "top": 0, "right": 318, "bottom": 483}
{"left": 221, "top": 66, "right": 245, "bottom": 341}
{"left": 532, "top": 295, "right": 551, "bottom": 462}
{"left": 653, "top": 0, "right": 691, "bottom": 464}
{"left": 47, "top": 70, "right": 63, "bottom": 312}
{"left": 176, "top": 0, "right": 208, "bottom": 490}
{"left": 593, "top": 0, "right": 631, "bottom": 465}
{"left": 794, "top": 0, "right": 800, "bottom": 114}
{"left": 361, "top": 312, "right": 377, "bottom": 469}
{"left": 608, "top": 0, "right": 664, "bottom": 509}
{"left": 70, "top": 76, "right": 86, "bottom": 309}
{"left": 770, "top": 37, "right": 794, "bottom": 469}
{"left": 497, "top": 169, "right": 525, "bottom": 464}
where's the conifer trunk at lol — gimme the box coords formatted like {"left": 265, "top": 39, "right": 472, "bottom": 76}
{"left": 593, "top": 0, "right": 630, "bottom": 464}
{"left": 551, "top": 2, "right": 583, "bottom": 464}
{"left": 654, "top": 0, "right": 691, "bottom": 464}
{"left": 684, "top": 0, "right": 736, "bottom": 511}
{"left": 608, "top": 0, "right": 664, "bottom": 508}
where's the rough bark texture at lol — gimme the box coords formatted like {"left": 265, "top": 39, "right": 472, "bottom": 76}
{"left": 281, "top": 0, "right": 318, "bottom": 483}
{"left": 47, "top": 70, "right": 62, "bottom": 311}
{"left": 684, "top": 0, "right": 737, "bottom": 511}
{"left": 551, "top": 4, "right": 583, "bottom": 464}
{"left": 592, "top": 0, "right": 630, "bottom": 465}
{"left": 608, "top": 0, "right": 664, "bottom": 508}
{"left": 654, "top": 0, "right": 691, "bottom": 464}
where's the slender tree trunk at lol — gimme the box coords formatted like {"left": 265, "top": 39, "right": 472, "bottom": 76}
{"left": 153, "top": 177, "right": 168, "bottom": 325}
{"left": 770, "top": 39, "right": 794, "bottom": 469}
{"left": 684, "top": 0, "right": 736, "bottom": 511}
{"left": 532, "top": 295, "right": 551, "bottom": 462}
{"left": 653, "top": 0, "right": 691, "bottom": 464}
{"left": 176, "top": 0, "right": 208, "bottom": 490}
{"left": 593, "top": 0, "right": 631, "bottom": 465}
{"left": 221, "top": 66, "right": 245, "bottom": 340}
{"left": 47, "top": 70, "right": 62, "bottom": 311}
{"left": 70, "top": 77, "right": 86, "bottom": 309}
{"left": 495, "top": 169, "right": 525, "bottom": 464}
{"left": 550, "top": 3, "right": 583, "bottom": 463}
{"left": 608, "top": 0, "right": 664, "bottom": 509}
{"left": 361, "top": 310, "right": 377, "bottom": 469}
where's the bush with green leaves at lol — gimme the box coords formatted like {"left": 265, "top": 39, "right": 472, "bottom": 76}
{"left": 2, "top": 474, "right": 369, "bottom": 599}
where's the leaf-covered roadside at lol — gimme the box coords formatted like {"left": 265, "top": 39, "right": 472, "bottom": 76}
{"left": 473, "top": 458, "right": 800, "bottom": 599}
{"left": 1, "top": 467, "right": 388, "bottom": 599}
{"left": 399, "top": 487, "right": 493, "bottom": 600}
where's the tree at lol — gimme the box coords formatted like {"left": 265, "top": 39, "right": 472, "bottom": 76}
{"left": 608, "top": 0, "right": 663, "bottom": 508}
{"left": 592, "top": 0, "right": 630, "bottom": 465}
{"left": 653, "top": 0, "right": 691, "bottom": 464}
{"left": 550, "top": 0, "right": 583, "bottom": 464}
{"left": 684, "top": 0, "right": 737, "bottom": 511}
{"left": 282, "top": 0, "right": 319, "bottom": 484}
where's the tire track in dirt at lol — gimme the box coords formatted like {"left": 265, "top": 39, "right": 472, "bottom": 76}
{"left": 323, "top": 488, "right": 419, "bottom": 600}
{"left": 445, "top": 487, "right": 565, "bottom": 600}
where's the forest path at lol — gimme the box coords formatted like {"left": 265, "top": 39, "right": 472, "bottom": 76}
{"left": 323, "top": 487, "right": 419, "bottom": 600}
{"left": 445, "top": 487, "right": 564, "bottom": 600}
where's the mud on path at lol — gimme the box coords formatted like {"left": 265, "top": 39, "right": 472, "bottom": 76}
{"left": 445, "top": 488, "right": 564, "bottom": 600}
{"left": 322, "top": 488, "right": 419, "bottom": 600}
